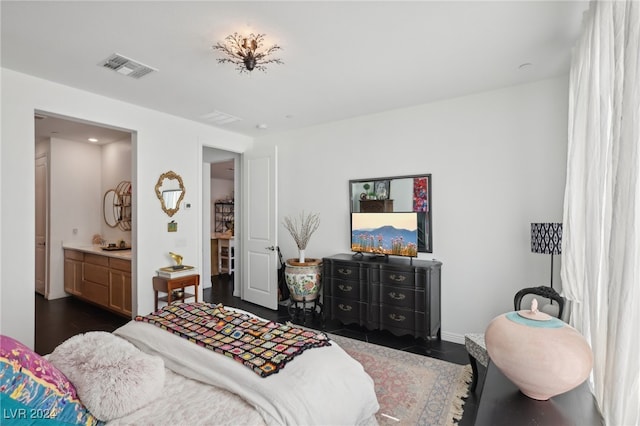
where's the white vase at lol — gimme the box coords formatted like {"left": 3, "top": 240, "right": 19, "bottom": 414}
{"left": 298, "top": 249, "right": 305, "bottom": 263}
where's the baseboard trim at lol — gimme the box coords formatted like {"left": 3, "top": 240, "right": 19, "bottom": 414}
{"left": 441, "top": 331, "right": 465, "bottom": 345}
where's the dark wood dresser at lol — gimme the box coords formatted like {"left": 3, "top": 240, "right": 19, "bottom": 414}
{"left": 322, "top": 253, "right": 442, "bottom": 340}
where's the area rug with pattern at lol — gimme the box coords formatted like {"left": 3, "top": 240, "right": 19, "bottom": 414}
{"left": 328, "top": 334, "right": 472, "bottom": 426}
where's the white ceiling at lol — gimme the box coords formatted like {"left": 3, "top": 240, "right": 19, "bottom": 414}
{"left": 210, "top": 159, "right": 235, "bottom": 181}
{"left": 2, "top": 1, "right": 589, "bottom": 140}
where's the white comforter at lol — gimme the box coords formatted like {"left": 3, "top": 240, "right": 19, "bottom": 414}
{"left": 108, "top": 368, "right": 266, "bottom": 426}
{"left": 114, "top": 318, "right": 379, "bottom": 425}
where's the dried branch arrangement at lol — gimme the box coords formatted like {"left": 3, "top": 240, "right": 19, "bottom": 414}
{"left": 283, "top": 211, "right": 320, "bottom": 250}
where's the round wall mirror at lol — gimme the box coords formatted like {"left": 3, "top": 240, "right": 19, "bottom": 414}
{"left": 155, "top": 171, "right": 185, "bottom": 217}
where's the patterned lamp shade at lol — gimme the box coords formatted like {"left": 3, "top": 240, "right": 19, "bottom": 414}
{"left": 531, "top": 223, "right": 562, "bottom": 255}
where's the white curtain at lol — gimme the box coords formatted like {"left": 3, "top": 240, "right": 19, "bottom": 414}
{"left": 561, "top": 1, "right": 640, "bottom": 425}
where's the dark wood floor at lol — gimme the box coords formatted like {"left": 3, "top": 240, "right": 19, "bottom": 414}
{"left": 35, "top": 274, "right": 484, "bottom": 425}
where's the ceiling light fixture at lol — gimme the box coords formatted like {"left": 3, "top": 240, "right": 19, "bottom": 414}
{"left": 212, "top": 33, "right": 283, "bottom": 73}
{"left": 88, "top": 138, "right": 99, "bottom": 143}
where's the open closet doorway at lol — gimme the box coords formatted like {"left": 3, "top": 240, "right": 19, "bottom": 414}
{"left": 203, "top": 148, "right": 240, "bottom": 297}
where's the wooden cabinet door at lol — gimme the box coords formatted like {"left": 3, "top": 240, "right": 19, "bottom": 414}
{"left": 64, "top": 258, "right": 82, "bottom": 295}
{"left": 109, "top": 270, "right": 125, "bottom": 313}
{"left": 109, "top": 269, "right": 132, "bottom": 316}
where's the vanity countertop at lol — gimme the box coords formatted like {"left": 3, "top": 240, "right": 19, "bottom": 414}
{"left": 62, "top": 243, "right": 132, "bottom": 260}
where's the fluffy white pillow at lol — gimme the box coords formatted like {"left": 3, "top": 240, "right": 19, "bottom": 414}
{"left": 48, "top": 331, "right": 165, "bottom": 421}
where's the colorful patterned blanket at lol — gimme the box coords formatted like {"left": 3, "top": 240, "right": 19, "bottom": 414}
{"left": 135, "top": 303, "right": 331, "bottom": 377}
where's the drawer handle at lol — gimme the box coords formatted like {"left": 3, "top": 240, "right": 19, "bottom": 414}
{"left": 389, "top": 313, "right": 406, "bottom": 322}
{"left": 338, "top": 268, "right": 352, "bottom": 276}
{"left": 338, "top": 284, "right": 353, "bottom": 292}
{"left": 389, "top": 274, "right": 406, "bottom": 282}
{"left": 338, "top": 304, "right": 353, "bottom": 312}
{"left": 388, "top": 292, "right": 406, "bottom": 300}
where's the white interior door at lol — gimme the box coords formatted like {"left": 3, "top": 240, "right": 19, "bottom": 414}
{"left": 35, "top": 156, "right": 48, "bottom": 296}
{"left": 242, "top": 145, "right": 278, "bottom": 309}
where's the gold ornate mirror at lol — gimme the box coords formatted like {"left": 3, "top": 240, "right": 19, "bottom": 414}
{"left": 155, "top": 171, "right": 185, "bottom": 217}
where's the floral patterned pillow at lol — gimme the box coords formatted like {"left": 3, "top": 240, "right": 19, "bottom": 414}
{"left": 0, "top": 335, "right": 102, "bottom": 425}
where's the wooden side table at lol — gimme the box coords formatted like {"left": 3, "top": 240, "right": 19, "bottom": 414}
{"left": 152, "top": 274, "right": 200, "bottom": 311}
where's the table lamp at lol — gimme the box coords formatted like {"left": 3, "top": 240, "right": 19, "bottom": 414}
{"left": 530, "top": 223, "right": 562, "bottom": 289}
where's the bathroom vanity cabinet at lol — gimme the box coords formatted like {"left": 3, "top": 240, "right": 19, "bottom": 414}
{"left": 64, "top": 247, "right": 132, "bottom": 317}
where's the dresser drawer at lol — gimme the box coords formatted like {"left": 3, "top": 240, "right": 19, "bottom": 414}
{"left": 372, "top": 284, "right": 425, "bottom": 311}
{"left": 329, "top": 297, "right": 363, "bottom": 323}
{"left": 380, "top": 267, "right": 415, "bottom": 286}
{"left": 329, "top": 262, "right": 361, "bottom": 281}
{"left": 330, "top": 279, "right": 361, "bottom": 300}
{"left": 377, "top": 305, "right": 425, "bottom": 332}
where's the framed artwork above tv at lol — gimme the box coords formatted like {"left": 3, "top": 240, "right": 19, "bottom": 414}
{"left": 349, "top": 174, "right": 432, "bottom": 253}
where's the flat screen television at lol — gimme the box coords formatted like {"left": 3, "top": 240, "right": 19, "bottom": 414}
{"left": 351, "top": 212, "right": 418, "bottom": 258}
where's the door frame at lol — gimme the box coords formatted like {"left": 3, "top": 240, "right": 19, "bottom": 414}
{"left": 35, "top": 154, "right": 49, "bottom": 297}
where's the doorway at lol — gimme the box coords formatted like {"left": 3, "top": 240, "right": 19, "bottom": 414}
{"left": 34, "top": 111, "right": 134, "bottom": 353}
{"left": 203, "top": 148, "right": 239, "bottom": 296}
{"left": 34, "top": 112, "right": 133, "bottom": 303}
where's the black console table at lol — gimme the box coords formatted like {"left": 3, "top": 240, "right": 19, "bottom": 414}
{"left": 322, "top": 253, "right": 442, "bottom": 340}
{"left": 474, "top": 361, "right": 603, "bottom": 425}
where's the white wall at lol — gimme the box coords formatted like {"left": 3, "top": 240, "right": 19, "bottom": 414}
{"left": 1, "top": 66, "right": 567, "bottom": 347}
{"left": 0, "top": 68, "right": 252, "bottom": 348}
{"left": 44, "top": 137, "right": 132, "bottom": 300}
{"left": 101, "top": 138, "right": 132, "bottom": 244}
{"left": 258, "top": 76, "right": 568, "bottom": 343}
{"left": 49, "top": 137, "right": 102, "bottom": 299}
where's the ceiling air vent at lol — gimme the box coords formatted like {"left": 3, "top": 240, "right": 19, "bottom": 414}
{"left": 100, "top": 53, "right": 157, "bottom": 79}
{"left": 200, "top": 110, "right": 241, "bottom": 125}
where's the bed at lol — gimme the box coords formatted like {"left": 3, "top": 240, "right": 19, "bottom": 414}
{"left": 0, "top": 303, "right": 379, "bottom": 425}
